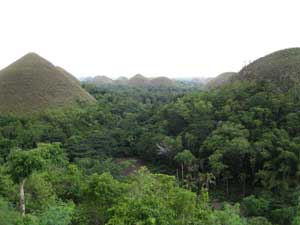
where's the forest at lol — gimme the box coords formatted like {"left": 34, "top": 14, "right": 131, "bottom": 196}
{"left": 1, "top": 82, "right": 300, "bottom": 225}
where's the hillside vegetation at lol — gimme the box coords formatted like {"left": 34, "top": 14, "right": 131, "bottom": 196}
{"left": 238, "top": 48, "right": 300, "bottom": 89}
{"left": 2, "top": 48, "right": 300, "bottom": 225}
{"left": 0, "top": 53, "right": 95, "bottom": 114}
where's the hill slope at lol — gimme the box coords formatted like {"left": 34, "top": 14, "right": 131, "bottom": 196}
{"left": 206, "top": 72, "right": 237, "bottom": 88}
{"left": 238, "top": 48, "right": 300, "bottom": 89}
{"left": 93, "top": 75, "right": 113, "bottom": 85}
{"left": 115, "top": 76, "right": 128, "bottom": 85}
{"left": 56, "top": 66, "right": 81, "bottom": 86}
{"left": 149, "top": 76, "right": 175, "bottom": 86}
{"left": 0, "top": 53, "right": 96, "bottom": 114}
{"left": 128, "top": 74, "right": 149, "bottom": 86}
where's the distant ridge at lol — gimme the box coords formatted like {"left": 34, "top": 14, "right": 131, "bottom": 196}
{"left": 0, "top": 53, "right": 96, "bottom": 114}
{"left": 84, "top": 74, "right": 175, "bottom": 87}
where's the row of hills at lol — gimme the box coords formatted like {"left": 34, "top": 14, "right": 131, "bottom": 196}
{"left": 83, "top": 74, "right": 176, "bottom": 87}
{"left": 0, "top": 48, "right": 300, "bottom": 114}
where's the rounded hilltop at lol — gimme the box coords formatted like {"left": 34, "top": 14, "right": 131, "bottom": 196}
{"left": 128, "top": 74, "right": 149, "bottom": 86}
{"left": 0, "top": 52, "right": 96, "bottom": 114}
{"left": 237, "top": 48, "right": 300, "bottom": 89}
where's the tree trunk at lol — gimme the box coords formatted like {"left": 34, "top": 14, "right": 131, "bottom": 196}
{"left": 206, "top": 179, "right": 209, "bottom": 191}
{"left": 226, "top": 179, "right": 229, "bottom": 197}
{"left": 243, "top": 180, "right": 246, "bottom": 197}
{"left": 181, "top": 163, "right": 184, "bottom": 181}
{"left": 19, "top": 178, "right": 26, "bottom": 216}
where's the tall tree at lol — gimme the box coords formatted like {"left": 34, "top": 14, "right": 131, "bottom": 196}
{"left": 174, "top": 150, "right": 196, "bottom": 182}
{"left": 7, "top": 143, "right": 65, "bottom": 216}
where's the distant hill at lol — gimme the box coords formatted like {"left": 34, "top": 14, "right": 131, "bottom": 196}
{"left": 237, "top": 48, "right": 300, "bottom": 89}
{"left": 149, "top": 76, "right": 175, "bottom": 86}
{"left": 93, "top": 76, "right": 113, "bottom": 85}
{"left": 115, "top": 76, "right": 128, "bottom": 85}
{"left": 84, "top": 74, "right": 175, "bottom": 87}
{"left": 206, "top": 72, "right": 237, "bottom": 88}
{"left": 128, "top": 74, "right": 149, "bottom": 86}
{"left": 0, "top": 53, "right": 96, "bottom": 114}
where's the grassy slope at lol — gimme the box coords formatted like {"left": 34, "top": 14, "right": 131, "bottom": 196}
{"left": 128, "top": 74, "right": 149, "bottom": 86}
{"left": 56, "top": 66, "right": 81, "bottom": 86}
{"left": 238, "top": 48, "right": 300, "bottom": 89}
{"left": 0, "top": 53, "right": 96, "bottom": 114}
{"left": 149, "top": 77, "right": 175, "bottom": 86}
{"left": 206, "top": 72, "right": 237, "bottom": 88}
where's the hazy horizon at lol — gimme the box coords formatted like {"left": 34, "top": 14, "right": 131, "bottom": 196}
{"left": 1, "top": 0, "right": 300, "bottom": 79}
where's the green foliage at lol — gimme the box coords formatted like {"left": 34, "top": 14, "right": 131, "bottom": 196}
{"left": 7, "top": 143, "right": 66, "bottom": 183}
{"left": 108, "top": 168, "right": 214, "bottom": 225}
{"left": 212, "top": 203, "right": 246, "bottom": 225}
{"left": 82, "top": 172, "right": 125, "bottom": 224}
{"left": 46, "top": 164, "right": 83, "bottom": 202}
{"left": 174, "top": 149, "right": 196, "bottom": 166}
{"left": 247, "top": 216, "right": 272, "bottom": 225}
{"left": 270, "top": 207, "right": 295, "bottom": 225}
{"left": 2, "top": 78, "right": 300, "bottom": 224}
{"left": 7, "top": 147, "right": 46, "bottom": 183}
{"left": 38, "top": 202, "right": 75, "bottom": 225}
{"left": 241, "top": 195, "right": 270, "bottom": 217}
{"left": 0, "top": 165, "right": 16, "bottom": 200}
{"left": 25, "top": 172, "right": 56, "bottom": 213}
{"left": 0, "top": 197, "right": 21, "bottom": 225}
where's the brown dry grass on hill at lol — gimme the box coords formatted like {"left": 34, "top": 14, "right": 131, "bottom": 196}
{"left": 0, "top": 53, "right": 96, "bottom": 114}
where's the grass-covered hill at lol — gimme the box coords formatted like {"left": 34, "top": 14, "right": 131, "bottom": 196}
{"left": 238, "top": 48, "right": 300, "bottom": 89}
{"left": 206, "top": 72, "right": 237, "bottom": 88}
{"left": 0, "top": 53, "right": 96, "bottom": 114}
{"left": 128, "top": 74, "right": 149, "bottom": 86}
{"left": 128, "top": 74, "right": 175, "bottom": 87}
{"left": 93, "top": 75, "right": 114, "bottom": 85}
{"left": 149, "top": 76, "right": 175, "bottom": 86}
{"left": 115, "top": 76, "right": 128, "bottom": 85}
{"left": 83, "top": 74, "right": 176, "bottom": 87}
{"left": 85, "top": 74, "right": 175, "bottom": 87}
{"left": 55, "top": 66, "right": 81, "bottom": 86}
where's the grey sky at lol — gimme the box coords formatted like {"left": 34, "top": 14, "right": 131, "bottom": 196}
{"left": 0, "top": 0, "right": 299, "bottom": 79}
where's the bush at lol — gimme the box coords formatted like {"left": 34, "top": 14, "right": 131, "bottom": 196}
{"left": 0, "top": 198, "right": 21, "bottom": 225}
{"left": 247, "top": 216, "right": 272, "bottom": 225}
{"left": 241, "top": 195, "right": 269, "bottom": 217}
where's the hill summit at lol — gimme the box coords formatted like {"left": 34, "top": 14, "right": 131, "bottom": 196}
{"left": 128, "top": 74, "right": 149, "bottom": 86}
{"left": 238, "top": 48, "right": 300, "bottom": 89}
{"left": 0, "top": 53, "right": 96, "bottom": 114}
{"left": 93, "top": 75, "right": 113, "bottom": 85}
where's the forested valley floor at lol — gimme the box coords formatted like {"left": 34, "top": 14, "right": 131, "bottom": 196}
{"left": 2, "top": 83, "right": 300, "bottom": 225}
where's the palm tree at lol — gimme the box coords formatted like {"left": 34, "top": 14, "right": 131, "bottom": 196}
{"left": 174, "top": 150, "right": 196, "bottom": 182}
{"left": 199, "top": 172, "right": 216, "bottom": 190}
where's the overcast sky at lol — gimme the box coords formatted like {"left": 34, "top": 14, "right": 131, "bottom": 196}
{"left": 0, "top": 0, "right": 299, "bottom": 79}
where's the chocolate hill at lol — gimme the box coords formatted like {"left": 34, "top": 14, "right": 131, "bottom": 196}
{"left": 0, "top": 53, "right": 96, "bottom": 114}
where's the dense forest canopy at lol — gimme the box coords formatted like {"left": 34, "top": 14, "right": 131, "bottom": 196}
{"left": 1, "top": 80, "right": 300, "bottom": 224}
